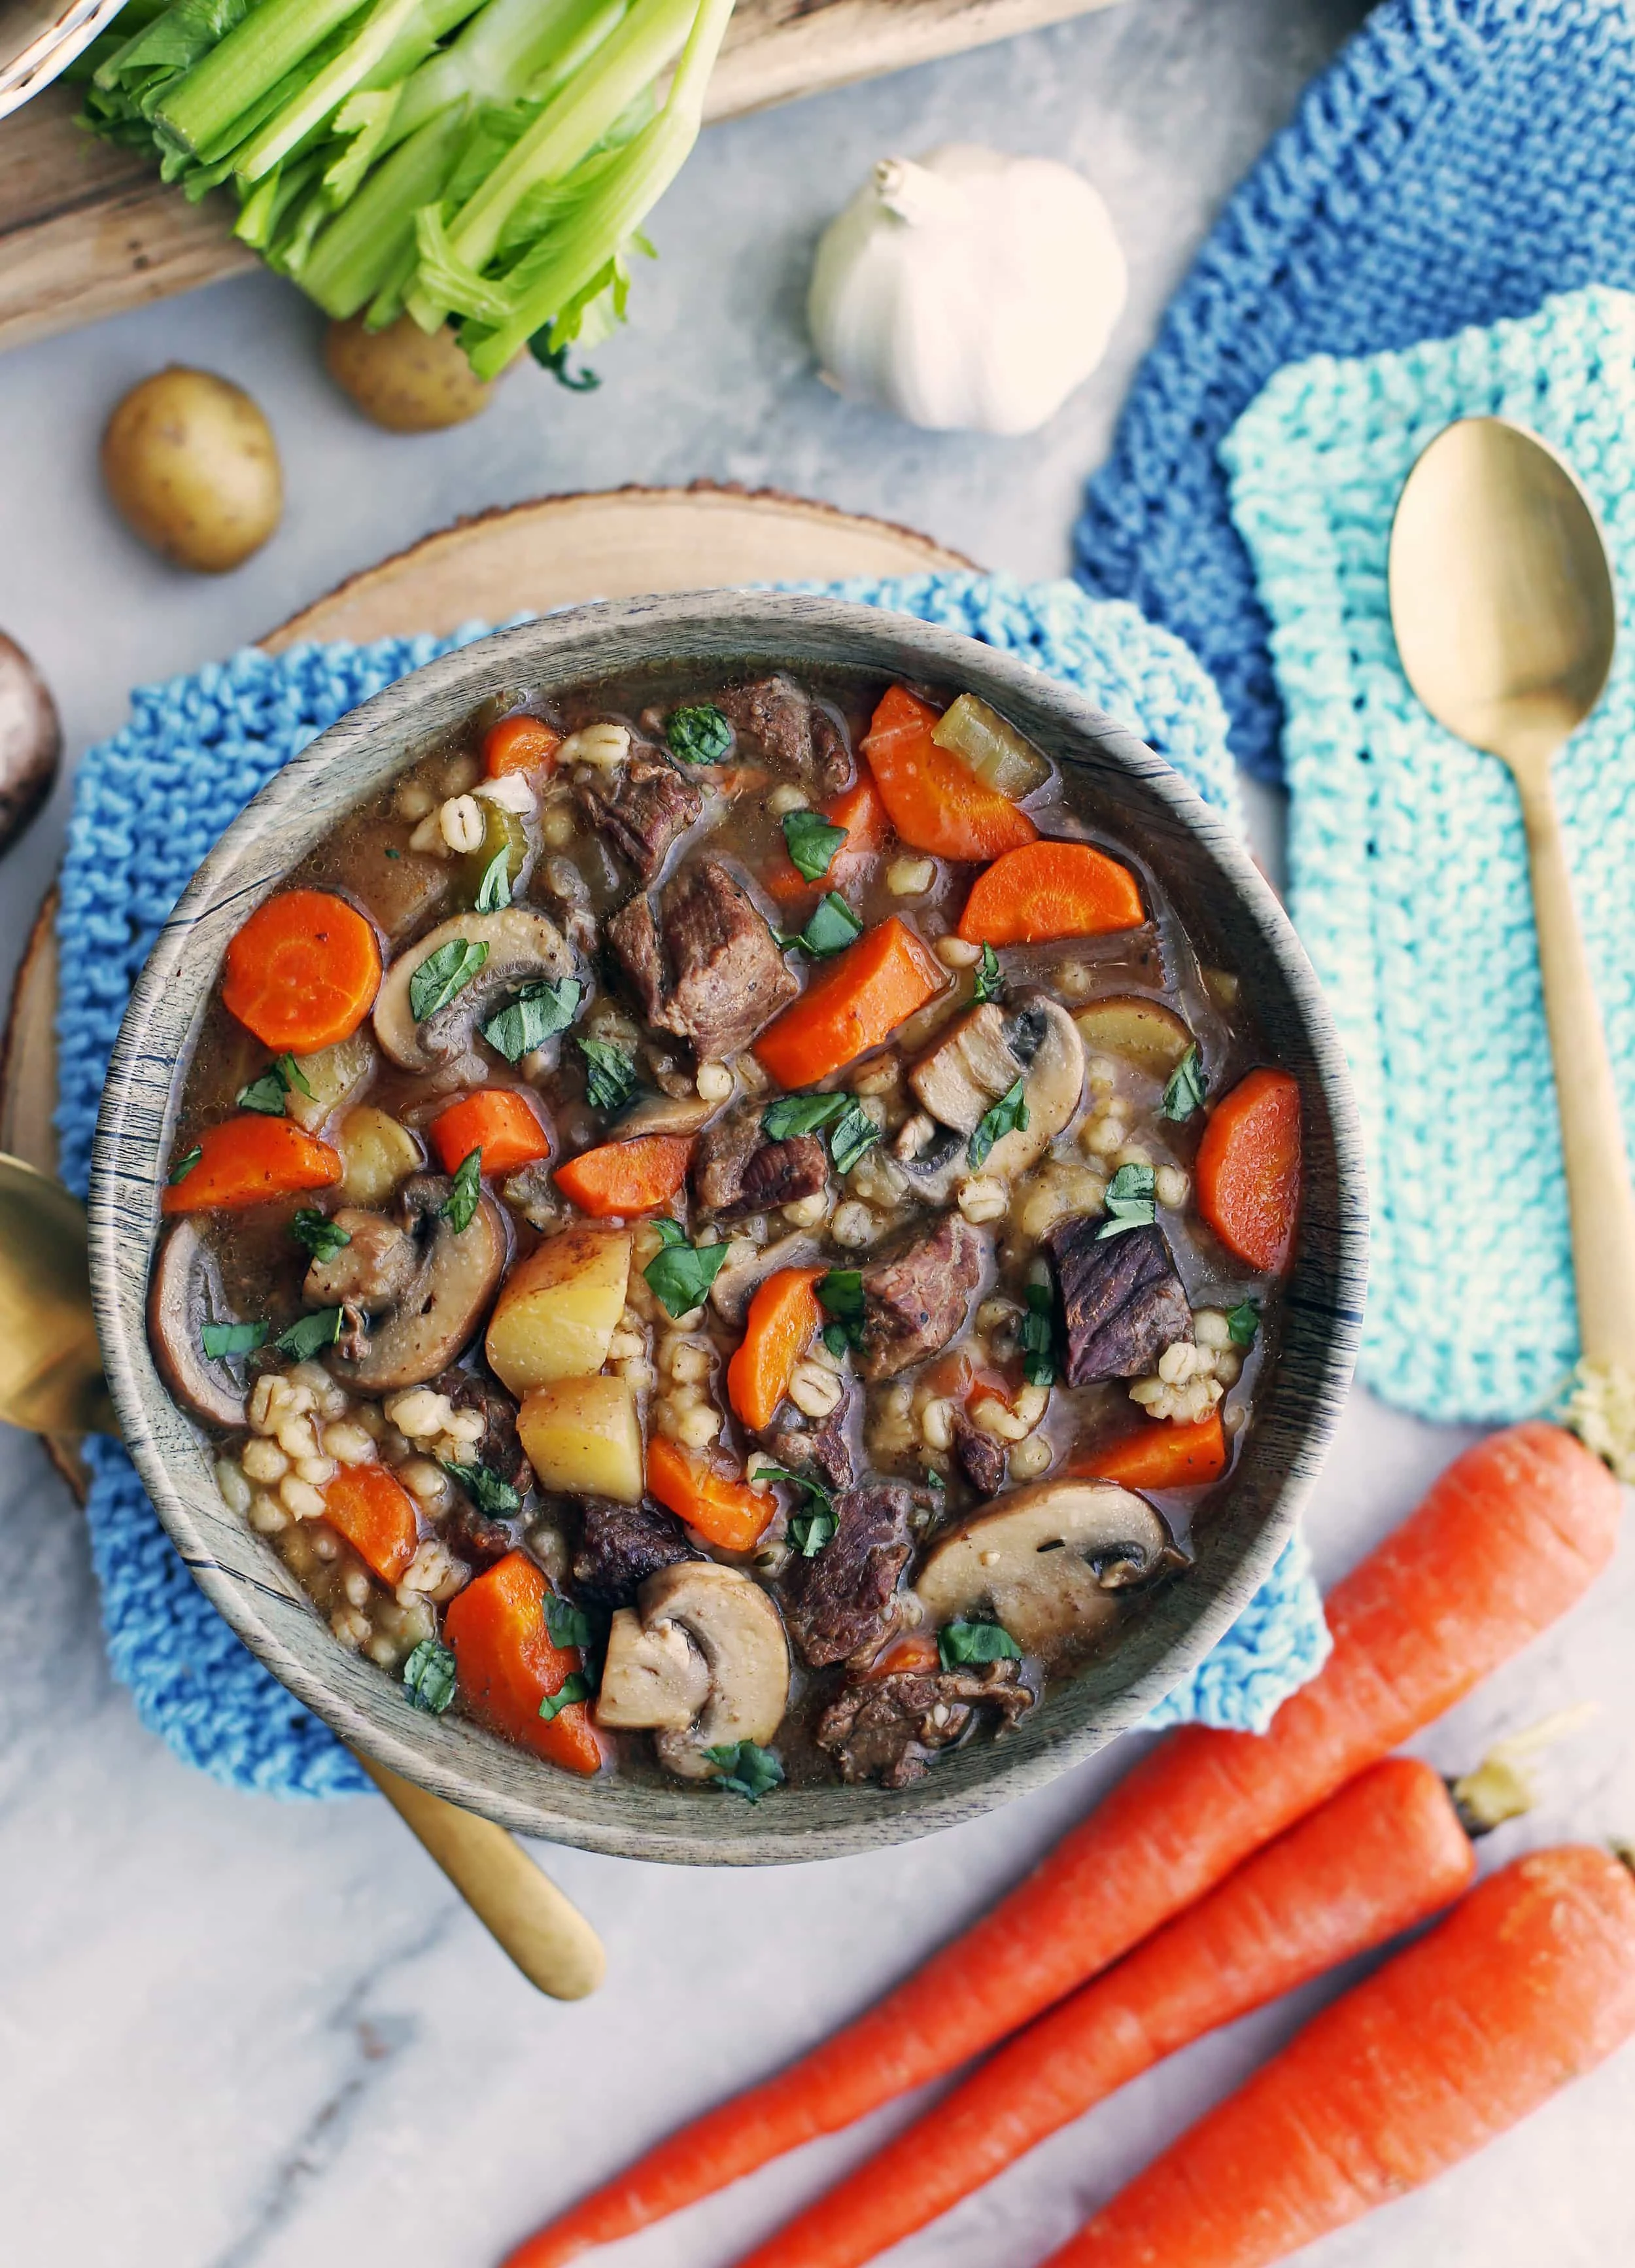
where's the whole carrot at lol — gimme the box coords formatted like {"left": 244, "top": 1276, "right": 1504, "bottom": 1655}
{"left": 1044, "top": 1844, "right": 1635, "bottom": 2268}
{"left": 502, "top": 1423, "right": 1618, "bottom": 2268}
{"left": 736, "top": 1756, "right": 1476, "bottom": 2268}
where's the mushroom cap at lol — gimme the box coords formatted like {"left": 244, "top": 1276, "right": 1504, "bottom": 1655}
{"left": 373, "top": 907, "right": 574, "bottom": 1073}
{"left": 617, "top": 1560, "right": 791, "bottom": 1781}
{"left": 906, "top": 991, "right": 1084, "bottom": 1180}
{"left": 326, "top": 1185, "right": 507, "bottom": 1392}
{"left": 147, "top": 1217, "right": 250, "bottom": 1428}
{"left": 914, "top": 1477, "right": 1175, "bottom": 1658}
{"left": 596, "top": 1608, "right": 711, "bottom": 1730}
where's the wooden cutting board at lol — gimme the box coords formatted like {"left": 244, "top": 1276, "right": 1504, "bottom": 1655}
{"left": 0, "top": 478, "right": 972, "bottom": 1488}
{"left": 0, "top": 0, "right": 1119, "bottom": 354}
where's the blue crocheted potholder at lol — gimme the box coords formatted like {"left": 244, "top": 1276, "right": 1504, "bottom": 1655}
{"left": 1223, "top": 287, "right": 1635, "bottom": 1423}
{"left": 1074, "top": 0, "right": 1635, "bottom": 783}
{"left": 56, "top": 573, "right": 1324, "bottom": 1798}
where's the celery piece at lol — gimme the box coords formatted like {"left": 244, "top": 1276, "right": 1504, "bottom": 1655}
{"left": 299, "top": 101, "right": 468, "bottom": 315}
{"left": 152, "top": 0, "right": 370, "bottom": 156}
{"left": 234, "top": 0, "right": 427, "bottom": 179}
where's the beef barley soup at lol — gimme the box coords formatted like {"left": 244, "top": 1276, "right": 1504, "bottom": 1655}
{"left": 150, "top": 665, "right": 1301, "bottom": 1798}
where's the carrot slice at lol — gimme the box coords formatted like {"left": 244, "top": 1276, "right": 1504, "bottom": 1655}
{"left": 161, "top": 1114, "right": 341, "bottom": 1213}
{"left": 867, "top": 1631, "right": 941, "bottom": 1679}
{"left": 484, "top": 714, "right": 563, "bottom": 778}
{"left": 646, "top": 1436, "right": 772, "bottom": 1554}
{"left": 442, "top": 1550, "right": 604, "bottom": 1775}
{"left": 762, "top": 771, "right": 893, "bottom": 905}
{"left": 861, "top": 686, "right": 1039, "bottom": 861}
{"left": 428, "top": 1089, "right": 551, "bottom": 1178}
{"left": 220, "top": 888, "right": 382, "bottom": 1053}
{"left": 956, "top": 838, "right": 1144, "bottom": 945}
{"left": 319, "top": 1463, "right": 419, "bottom": 1584}
{"left": 1196, "top": 1067, "right": 1301, "bottom": 1274}
{"left": 1075, "top": 1412, "right": 1229, "bottom": 1491}
{"left": 1043, "top": 1845, "right": 1635, "bottom": 2268}
{"left": 727, "top": 1267, "right": 825, "bottom": 1431}
{"left": 753, "top": 916, "right": 946, "bottom": 1089}
{"left": 554, "top": 1136, "right": 691, "bottom": 1219}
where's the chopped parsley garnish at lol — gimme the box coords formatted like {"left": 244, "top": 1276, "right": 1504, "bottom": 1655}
{"left": 168, "top": 1146, "right": 203, "bottom": 1185}
{"left": 968, "top": 1078, "right": 1029, "bottom": 1170}
{"left": 1228, "top": 1300, "right": 1262, "bottom": 1349}
{"left": 924, "top": 1467, "right": 946, "bottom": 1491}
{"left": 200, "top": 1318, "right": 268, "bottom": 1361}
{"left": 667, "top": 704, "right": 734, "bottom": 765}
{"left": 577, "top": 1034, "right": 638, "bottom": 1114}
{"left": 474, "top": 845, "right": 512, "bottom": 912}
{"left": 236, "top": 1053, "right": 311, "bottom": 1117}
{"left": 644, "top": 1219, "right": 731, "bottom": 1318}
{"left": 275, "top": 1306, "right": 345, "bottom": 1361}
{"left": 1022, "top": 1281, "right": 1058, "bottom": 1388}
{"left": 443, "top": 1147, "right": 483, "bottom": 1233}
{"left": 443, "top": 1459, "right": 521, "bottom": 1517}
{"left": 482, "top": 976, "right": 582, "bottom": 1064}
{"left": 782, "top": 807, "right": 848, "bottom": 882}
{"left": 290, "top": 1208, "right": 351, "bottom": 1263}
{"left": 704, "top": 1739, "right": 784, "bottom": 1802}
{"left": 384, "top": 847, "right": 402, "bottom": 860}
{"left": 1097, "top": 1161, "right": 1157, "bottom": 1240}
{"left": 781, "top": 892, "right": 863, "bottom": 959}
{"left": 409, "top": 937, "right": 489, "bottom": 1022}
{"left": 757, "top": 1465, "right": 836, "bottom": 1556}
{"left": 938, "top": 1618, "right": 1024, "bottom": 1669}
{"left": 403, "top": 1639, "right": 458, "bottom": 1714}
{"left": 544, "top": 1594, "right": 595, "bottom": 1651}
{"left": 762, "top": 1091, "right": 850, "bottom": 1140}
{"left": 816, "top": 1269, "right": 866, "bottom": 1358}
{"left": 828, "top": 1100, "right": 879, "bottom": 1176}
{"left": 538, "top": 1671, "right": 594, "bottom": 1723}
{"left": 972, "top": 943, "right": 1003, "bottom": 1003}
{"left": 1160, "top": 1044, "right": 1207, "bottom": 1123}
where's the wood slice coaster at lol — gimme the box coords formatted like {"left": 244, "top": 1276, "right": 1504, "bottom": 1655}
{"left": 0, "top": 481, "right": 971, "bottom": 1495}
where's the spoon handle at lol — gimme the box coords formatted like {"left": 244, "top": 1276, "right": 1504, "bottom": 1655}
{"left": 1517, "top": 769, "right": 1635, "bottom": 1373}
{"left": 354, "top": 1749, "right": 606, "bottom": 2000}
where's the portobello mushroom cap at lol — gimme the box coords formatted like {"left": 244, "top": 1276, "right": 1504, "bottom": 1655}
{"left": 914, "top": 1478, "right": 1179, "bottom": 1658}
{"left": 373, "top": 907, "right": 574, "bottom": 1073}
{"left": 148, "top": 1217, "right": 252, "bottom": 1428}
{"left": 326, "top": 1178, "right": 507, "bottom": 1392}
{"left": 907, "top": 994, "right": 1084, "bottom": 1179}
{"left": 594, "top": 1560, "right": 789, "bottom": 1781}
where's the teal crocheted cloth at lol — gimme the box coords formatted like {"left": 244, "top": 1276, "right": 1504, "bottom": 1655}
{"left": 56, "top": 572, "right": 1322, "bottom": 1798}
{"left": 1224, "top": 285, "right": 1635, "bottom": 1422}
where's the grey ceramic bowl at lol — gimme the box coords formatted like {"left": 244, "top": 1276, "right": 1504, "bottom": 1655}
{"left": 88, "top": 593, "right": 1366, "bottom": 1864}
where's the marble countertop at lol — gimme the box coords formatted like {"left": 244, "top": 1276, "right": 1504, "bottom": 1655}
{"left": 1, "top": 3, "right": 1632, "bottom": 2262}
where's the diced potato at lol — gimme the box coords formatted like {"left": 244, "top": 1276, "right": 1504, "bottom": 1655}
{"left": 486, "top": 1226, "right": 634, "bottom": 1391}
{"left": 518, "top": 1374, "right": 644, "bottom": 1502}
{"left": 1072, "top": 995, "right": 1194, "bottom": 1077}
{"left": 286, "top": 1031, "right": 375, "bottom": 1133}
{"left": 337, "top": 1104, "right": 422, "bottom": 1205}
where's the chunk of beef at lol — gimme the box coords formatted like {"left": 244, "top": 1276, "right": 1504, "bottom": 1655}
{"left": 574, "top": 749, "right": 701, "bottom": 882}
{"left": 765, "top": 1383, "right": 855, "bottom": 1491}
{"left": 690, "top": 1104, "right": 828, "bottom": 1221}
{"left": 714, "top": 676, "right": 853, "bottom": 797}
{"left": 783, "top": 1483, "right": 912, "bottom": 1667}
{"left": 1047, "top": 1217, "right": 1192, "bottom": 1384}
{"left": 610, "top": 860, "right": 799, "bottom": 1060}
{"left": 817, "top": 1662, "right": 1034, "bottom": 1788}
{"left": 953, "top": 1409, "right": 1007, "bottom": 1497}
{"left": 858, "top": 1211, "right": 986, "bottom": 1380}
{"left": 433, "top": 1368, "right": 531, "bottom": 1493}
{"left": 570, "top": 1497, "right": 698, "bottom": 1609}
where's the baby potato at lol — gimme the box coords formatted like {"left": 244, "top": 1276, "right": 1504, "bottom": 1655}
{"left": 101, "top": 368, "right": 282, "bottom": 572}
{"left": 324, "top": 315, "right": 497, "bottom": 432}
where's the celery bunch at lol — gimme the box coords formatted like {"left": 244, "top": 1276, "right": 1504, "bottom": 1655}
{"left": 76, "top": 0, "right": 734, "bottom": 377}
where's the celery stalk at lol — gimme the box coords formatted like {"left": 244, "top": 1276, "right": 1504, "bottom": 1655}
{"left": 152, "top": 0, "right": 368, "bottom": 156}
{"left": 234, "top": 0, "right": 425, "bottom": 178}
{"left": 298, "top": 101, "right": 468, "bottom": 313}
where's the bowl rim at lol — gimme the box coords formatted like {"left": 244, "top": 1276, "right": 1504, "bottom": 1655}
{"left": 88, "top": 591, "right": 1367, "bottom": 1864}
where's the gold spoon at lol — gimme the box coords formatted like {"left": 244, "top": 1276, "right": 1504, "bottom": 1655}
{"left": 0, "top": 1151, "right": 604, "bottom": 1999}
{"left": 1389, "top": 417, "right": 1635, "bottom": 1474}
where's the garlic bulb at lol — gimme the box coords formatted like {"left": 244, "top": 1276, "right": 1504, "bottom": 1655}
{"left": 808, "top": 143, "right": 1126, "bottom": 436}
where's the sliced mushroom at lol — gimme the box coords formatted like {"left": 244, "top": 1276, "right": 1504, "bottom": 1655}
{"left": 147, "top": 1218, "right": 251, "bottom": 1428}
{"left": 593, "top": 1560, "right": 789, "bottom": 1781}
{"left": 893, "top": 1119, "right": 967, "bottom": 1205}
{"left": 373, "top": 907, "right": 573, "bottom": 1073}
{"left": 908, "top": 992, "right": 1084, "bottom": 1179}
{"left": 617, "top": 1089, "right": 720, "bottom": 1140}
{"left": 326, "top": 1176, "right": 507, "bottom": 1393}
{"left": 914, "top": 1478, "right": 1179, "bottom": 1660}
